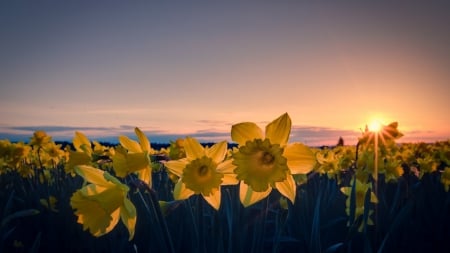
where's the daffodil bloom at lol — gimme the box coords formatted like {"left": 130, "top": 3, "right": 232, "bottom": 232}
{"left": 29, "top": 130, "right": 52, "bottom": 147}
{"left": 380, "top": 156, "right": 404, "bottom": 183}
{"left": 65, "top": 132, "right": 95, "bottom": 175}
{"left": 70, "top": 165, "right": 136, "bottom": 240}
{"left": 416, "top": 155, "right": 438, "bottom": 179}
{"left": 231, "top": 113, "right": 316, "bottom": 207}
{"left": 164, "top": 137, "right": 238, "bottom": 210}
{"left": 315, "top": 149, "right": 340, "bottom": 178}
{"left": 441, "top": 167, "right": 450, "bottom": 192}
{"left": 113, "top": 127, "right": 153, "bottom": 186}
{"left": 341, "top": 178, "right": 378, "bottom": 230}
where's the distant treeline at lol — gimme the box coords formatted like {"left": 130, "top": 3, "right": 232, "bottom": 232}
{"left": 55, "top": 141, "right": 238, "bottom": 150}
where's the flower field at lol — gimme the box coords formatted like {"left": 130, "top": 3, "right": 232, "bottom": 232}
{"left": 1, "top": 113, "right": 449, "bottom": 253}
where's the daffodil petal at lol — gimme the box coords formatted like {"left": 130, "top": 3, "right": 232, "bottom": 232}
{"left": 216, "top": 159, "right": 236, "bottom": 173}
{"left": 203, "top": 189, "right": 221, "bottom": 210}
{"left": 222, "top": 173, "right": 239, "bottom": 185}
{"left": 135, "top": 127, "right": 151, "bottom": 153}
{"left": 137, "top": 166, "right": 152, "bottom": 188}
{"left": 284, "top": 143, "right": 316, "bottom": 174}
{"left": 119, "top": 136, "right": 142, "bottom": 152}
{"left": 207, "top": 141, "right": 227, "bottom": 164}
{"left": 184, "top": 137, "right": 205, "bottom": 160}
{"left": 174, "top": 180, "right": 195, "bottom": 200}
{"left": 239, "top": 182, "right": 271, "bottom": 207}
{"left": 275, "top": 174, "right": 296, "bottom": 204}
{"left": 103, "top": 208, "right": 120, "bottom": 236}
{"left": 73, "top": 131, "right": 92, "bottom": 153}
{"left": 231, "top": 122, "right": 264, "bottom": 146}
{"left": 164, "top": 159, "right": 187, "bottom": 177}
{"left": 265, "top": 113, "right": 291, "bottom": 146}
{"left": 121, "top": 197, "right": 137, "bottom": 241}
{"left": 75, "top": 165, "right": 114, "bottom": 188}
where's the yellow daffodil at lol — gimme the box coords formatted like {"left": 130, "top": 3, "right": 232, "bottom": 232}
{"left": 29, "top": 130, "right": 52, "bottom": 148}
{"left": 416, "top": 155, "right": 438, "bottom": 179}
{"left": 231, "top": 113, "right": 316, "bottom": 207}
{"left": 164, "top": 137, "right": 238, "bottom": 210}
{"left": 380, "top": 156, "right": 404, "bottom": 183}
{"left": 315, "top": 149, "right": 340, "bottom": 178}
{"left": 341, "top": 178, "right": 378, "bottom": 230}
{"left": 65, "top": 132, "right": 94, "bottom": 175}
{"left": 441, "top": 167, "right": 450, "bottom": 192}
{"left": 113, "top": 127, "right": 153, "bottom": 186}
{"left": 43, "top": 142, "right": 65, "bottom": 166}
{"left": 70, "top": 165, "right": 136, "bottom": 240}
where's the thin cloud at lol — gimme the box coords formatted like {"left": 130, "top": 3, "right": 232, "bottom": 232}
{"left": 0, "top": 125, "right": 447, "bottom": 147}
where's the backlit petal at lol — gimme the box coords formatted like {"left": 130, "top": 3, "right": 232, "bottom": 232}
{"left": 119, "top": 136, "right": 142, "bottom": 152}
{"left": 184, "top": 137, "right": 205, "bottom": 160}
{"left": 174, "top": 180, "right": 195, "bottom": 200}
{"left": 207, "top": 141, "right": 227, "bottom": 164}
{"left": 283, "top": 143, "right": 316, "bottom": 174}
{"left": 275, "top": 174, "right": 296, "bottom": 204}
{"left": 239, "top": 182, "right": 271, "bottom": 207}
{"left": 73, "top": 131, "right": 92, "bottom": 153}
{"left": 203, "top": 188, "right": 221, "bottom": 210}
{"left": 135, "top": 127, "right": 151, "bottom": 153}
{"left": 265, "top": 113, "right": 291, "bottom": 146}
{"left": 216, "top": 159, "right": 236, "bottom": 173}
{"left": 75, "top": 165, "right": 114, "bottom": 188}
{"left": 222, "top": 173, "right": 239, "bottom": 185}
{"left": 121, "top": 198, "right": 137, "bottom": 240}
{"left": 137, "top": 166, "right": 152, "bottom": 188}
{"left": 231, "top": 122, "right": 264, "bottom": 146}
{"left": 164, "top": 159, "right": 188, "bottom": 177}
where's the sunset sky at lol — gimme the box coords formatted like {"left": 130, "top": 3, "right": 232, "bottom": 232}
{"left": 1, "top": 1, "right": 449, "bottom": 146}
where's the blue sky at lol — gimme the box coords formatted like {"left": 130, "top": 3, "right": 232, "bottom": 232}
{"left": 1, "top": 1, "right": 449, "bottom": 146}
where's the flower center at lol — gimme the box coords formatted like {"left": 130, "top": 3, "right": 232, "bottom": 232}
{"left": 198, "top": 165, "right": 209, "bottom": 177}
{"left": 233, "top": 138, "right": 289, "bottom": 192}
{"left": 182, "top": 156, "right": 223, "bottom": 196}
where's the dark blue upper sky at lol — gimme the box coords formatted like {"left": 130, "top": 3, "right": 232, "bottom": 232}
{"left": 1, "top": 1, "right": 449, "bottom": 145}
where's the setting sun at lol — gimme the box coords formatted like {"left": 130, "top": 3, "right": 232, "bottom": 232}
{"left": 368, "top": 120, "right": 383, "bottom": 132}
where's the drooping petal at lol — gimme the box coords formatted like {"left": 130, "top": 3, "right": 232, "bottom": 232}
{"left": 275, "top": 174, "right": 296, "bottom": 204}
{"left": 184, "top": 137, "right": 205, "bottom": 160}
{"left": 135, "top": 127, "right": 151, "bottom": 153}
{"left": 231, "top": 122, "right": 264, "bottom": 146}
{"left": 137, "top": 166, "right": 152, "bottom": 188}
{"left": 164, "top": 159, "right": 188, "bottom": 177}
{"left": 173, "top": 180, "right": 195, "bottom": 200}
{"left": 121, "top": 197, "right": 137, "bottom": 240}
{"left": 239, "top": 182, "right": 271, "bottom": 207}
{"left": 265, "top": 113, "right": 291, "bottom": 146}
{"left": 119, "top": 136, "right": 142, "bottom": 153}
{"left": 75, "top": 165, "right": 114, "bottom": 188}
{"left": 283, "top": 143, "right": 316, "bottom": 174}
{"left": 207, "top": 141, "right": 227, "bottom": 164}
{"left": 104, "top": 208, "right": 121, "bottom": 236}
{"left": 203, "top": 188, "right": 221, "bottom": 210}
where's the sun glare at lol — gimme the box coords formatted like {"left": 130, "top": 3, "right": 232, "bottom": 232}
{"left": 368, "top": 120, "right": 382, "bottom": 132}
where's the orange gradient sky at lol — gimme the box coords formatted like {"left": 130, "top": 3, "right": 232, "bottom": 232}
{"left": 1, "top": 1, "right": 449, "bottom": 146}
